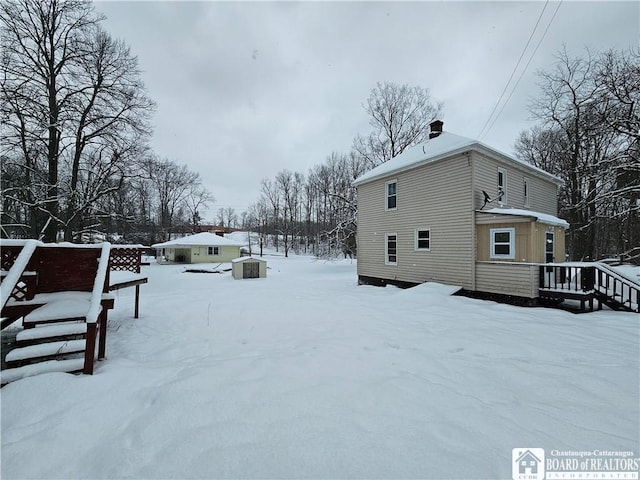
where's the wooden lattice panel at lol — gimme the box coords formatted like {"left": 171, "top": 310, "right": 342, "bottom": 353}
{"left": 9, "top": 277, "right": 36, "bottom": 301}
{"left": 109, "top": 248, "right": 142, "bottom": 273}
{"left": 1, "top": 246, "right": 22, "bottom": 271}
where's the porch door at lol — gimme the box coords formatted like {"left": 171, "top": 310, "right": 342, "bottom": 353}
{"left": 545, "top": 232, "right": 554, "bottom": 263}
{"left": 544, "top": 231, "right": 555, "bottom": 277}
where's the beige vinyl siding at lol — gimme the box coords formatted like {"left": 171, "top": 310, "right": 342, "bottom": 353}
{"left": 476, "top": 218, "right": 565, "bottom": 264}
{"left": 357, "top": 154, "right": 474, "bottom": 288}
{"left": 535, "top": 225, "right": 566, "bottom": 263}
{"left": 475, "top": 262, "right": 540, "bottom": 298}
{"left": 472, "top": 152, "right": 559, "bottom": 215}
{"left": 477, "top": 221, "right": 531, "bottom": 263}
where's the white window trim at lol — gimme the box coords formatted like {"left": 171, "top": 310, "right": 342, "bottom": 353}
{"left": 414, "top": 227, "right": 431, "bottom": 251}
{"left": 523, "top": 177, "right": 530, "bottom": 208}
{"left": 208, "top": 246, "right": 220, "bottom": 256}
{"left": 385, "top": 179, "right": 398, "bottom": 211}
{"left": 385, "top": 233, "right": 398, "bottom": 266}
{"left": 490, "top": 227, "right": 515, "bottom": 259}
{"left": 497, "top": 167, "right": 507, "bottom": 205}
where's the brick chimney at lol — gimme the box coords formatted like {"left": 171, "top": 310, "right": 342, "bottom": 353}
{"left": 429, "top": 120, "right": 443, "bottom": 139}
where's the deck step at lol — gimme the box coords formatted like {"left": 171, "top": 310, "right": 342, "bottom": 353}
{"left": 1, "top": 358, "right": 85, "bottom": 384}
{"left": 5, "top": 339, "right": 86, "bottom": 362}
{"left": 16, "top": 323, "right": 87, "bottom": 341}
{"left": 23, "top": 297, "right": 95, "bottom": 324}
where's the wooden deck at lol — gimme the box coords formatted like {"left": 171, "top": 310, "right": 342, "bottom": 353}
{"left": 1, "top": 242, "right": 149, "bottom": 385}
{"left": 538, "top": 263, "right": 639, "bottom": 313}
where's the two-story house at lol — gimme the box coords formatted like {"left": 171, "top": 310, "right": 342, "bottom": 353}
{"left": 353, "top": 120, "right": 568, "bottom": 301}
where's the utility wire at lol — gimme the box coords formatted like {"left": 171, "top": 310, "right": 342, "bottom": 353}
{"left": 483, "top": 1, "right": 563, "bottom": 139}
{"left": 476, "top": 1, "right": 550, "bottom": 140}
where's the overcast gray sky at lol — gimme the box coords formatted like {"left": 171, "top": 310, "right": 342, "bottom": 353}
{"left": 95, "top": 1, "right": 638, "bottom": 221}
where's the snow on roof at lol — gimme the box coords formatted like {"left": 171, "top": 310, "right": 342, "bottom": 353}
{"left": 0, "top": 239, "right": 43, "bottom": 247}
{"left": 480, "top": 207, "right": 570, "bottom": 228}
{"left": 0, "top": 239, "right": 106, "bottom": 249}
{"left": 151, "top": 232, "right": 244, "bottom": 248}
{"left": 352, "top": 131, "right": 561, "bottom": 186}
{"left": 231, "top": 256, "right": 266, "bottom": 263}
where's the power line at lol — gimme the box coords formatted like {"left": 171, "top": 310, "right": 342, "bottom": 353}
{"left": 482, "top": 1, "right": 563, "bottom": 139}
{"left": 477, "top": 1, "right": 550, "bottom": 140}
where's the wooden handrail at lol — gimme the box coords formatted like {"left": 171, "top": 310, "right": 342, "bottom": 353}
{"left": 0, "top": 239, "right": 40, "bottom": 309}
{"left": 539, "top": 263, "right": 640, "bottom": 313}
{"left": 86, "top": 242, "right": 111, "bottom": 324}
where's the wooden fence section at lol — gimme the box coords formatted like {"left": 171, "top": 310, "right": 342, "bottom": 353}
{"left": 108, "top": 246, "right": 148, "bottom": 318}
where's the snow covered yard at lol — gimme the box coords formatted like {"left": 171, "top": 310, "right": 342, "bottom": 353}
{"left": 2, "top": 255, "right": 638, "bottom": 479}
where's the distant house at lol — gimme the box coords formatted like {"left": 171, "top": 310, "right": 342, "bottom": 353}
{"left": 353, "top": 120, "right": 568, "bottom": 300}
{"left": 151, "top": 232, "right": 244, "bottom": 264}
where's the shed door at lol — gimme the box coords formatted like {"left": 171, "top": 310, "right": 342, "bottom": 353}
{"left": 243, "top": 262, "right": 259, "bottom": 279}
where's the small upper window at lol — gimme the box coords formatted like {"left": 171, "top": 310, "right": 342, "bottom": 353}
{"left": 490, "top": 228, "right": 515, "bottom": 259}
{"left": 497, "top": 168, "right": 507, "bottom": 204}
{"left": 386, "top": 180, "right": 397, "bottom": 210}
{"left": 208, "top": 246, "right": 220, "bottom": 256}
{"left": 415, "top": 228, "right": 430, "bottom": 251}
{"left": 523, "top": 178, "right": 530, "bottom": 207}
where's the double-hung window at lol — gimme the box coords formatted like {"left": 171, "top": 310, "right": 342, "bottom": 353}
{"left": 385, "top": 233, "right": 398, "bottom": 265}
{"left": 415, "top": 228, "right": 430, "bottom": 251}
{"left": 490, "top": 228, "right": 515, "bottom": 259}
{"left": 386, "top": 180, "right": 397, "bottom": 210}
{"left": 208, "top": 246, "right": 220, "bottom": 256}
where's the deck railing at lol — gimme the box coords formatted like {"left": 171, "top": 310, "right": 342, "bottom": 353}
{"left": 0, "top": 240, "right": 40, "bottom": 311}
{"left": 1, "top": 241, "right": 114, "bottom": 374}
{"left": 539, "top": 263, "right": 639, "bottom": 313}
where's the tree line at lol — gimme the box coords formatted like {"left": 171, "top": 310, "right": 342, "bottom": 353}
{"left": 2, "top": 0, "right": 636, "bottom": 262}
{"left": 1, "top": 0, "right": 214, "bottom": 244}
{"left": 241, "top": 82, "right": 442, "bottom": 257}
{"left": 515, "top": 47, "right": 639, "bottom": 261}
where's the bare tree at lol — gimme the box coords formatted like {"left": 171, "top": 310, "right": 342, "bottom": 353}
{"left": 246, "top": 199, "right": 269, "bottom": 256}
{"left": 241, "top": 82, "right": 440, "bottom": 258}
{"left": 1, "top": 0, "right": 97, "bottom": 240}
{"left": 215, "top": 207, "right": 236, "bottom": 228}
{"left": 353, "top": 81, "right": 443, "bottom": 168}
{"left": 1, "top": 0, "right": 154, "bottom": 241}
{"left": 147, "top": 158, "right": 200, "bottom": 241}
{"left": 261, "top": 178, "right": 280, "bottom": 251}
{"left": 185, "top": 185, "right": 214, "bottom": 229}
{"left": 516, "top": 47, "right": 639, "bottom": 260}
{"left": 594, "top": 48, "right": 640, "bottom": 256}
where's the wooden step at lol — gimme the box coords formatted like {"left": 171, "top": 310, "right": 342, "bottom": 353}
{"left": 1, "top": 358, "right": 85, "bottom": 385}
{"left": 23, "top": 297, "right": 95, "bottom": 325}
{"left": 5, "top": 339, "right": 86, "bottom": 363}
{"left": 16, "top": 323, "right": 87, "bottom": 341}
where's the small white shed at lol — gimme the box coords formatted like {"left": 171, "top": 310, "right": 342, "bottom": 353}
{"left": 232, "top": 257, "right": 267, "bottom": 280}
